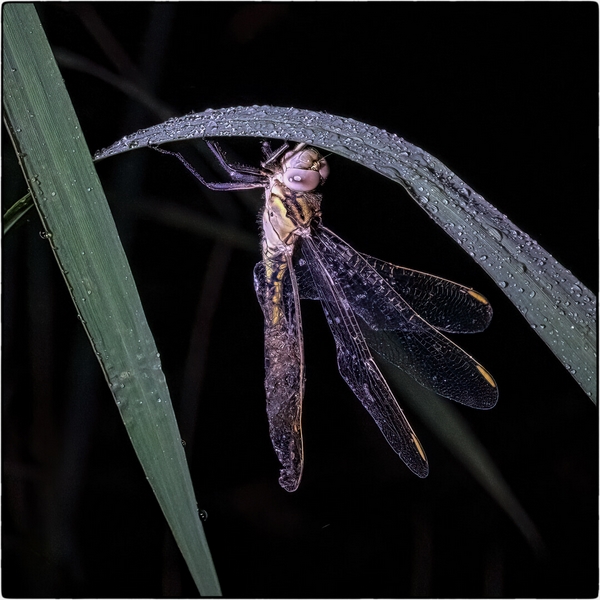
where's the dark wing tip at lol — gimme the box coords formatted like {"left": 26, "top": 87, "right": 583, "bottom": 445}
{"left": 411, "top": 462, "right": 430, "bottom": 478}
{"left": 471, "top": 364, "right": 499, "bottom": 409}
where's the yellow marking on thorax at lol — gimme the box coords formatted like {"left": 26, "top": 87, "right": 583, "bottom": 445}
{"left": 272, "top": 196, "right": 298, "bottom": 238}
{"left": 468, "top": 289, "right": 489, "bottom": 304}
{"left": 476, "top": 364, "right": 497, "bottom": 388}
{"left": 263, "top": 188, "right": 302, "bottom": 255}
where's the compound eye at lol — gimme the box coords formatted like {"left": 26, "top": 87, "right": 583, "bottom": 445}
{"left": 284, "top": 168, "right": 321, "bottom": 192}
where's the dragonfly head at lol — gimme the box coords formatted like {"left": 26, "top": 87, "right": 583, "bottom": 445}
{"left": 281, "top": 145, "right": 329, "bottom": 192}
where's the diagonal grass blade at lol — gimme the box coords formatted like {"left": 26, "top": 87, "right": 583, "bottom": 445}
{"left": 3, "top": 4, "right": 221, "bottom": 595}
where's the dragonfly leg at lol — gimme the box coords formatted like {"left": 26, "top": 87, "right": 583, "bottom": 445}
{"left": 205, "top": 140, "right": 266, "bottom": 180}
{"left": 261, "top": 141, "right": 291, "bottom": 166}
{"left": 152, "top": 145, "right": 267, "bottom": 191}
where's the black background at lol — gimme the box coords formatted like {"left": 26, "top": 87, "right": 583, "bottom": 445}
{"left": 3, "top": 3, "right": 598, "bottom": 598}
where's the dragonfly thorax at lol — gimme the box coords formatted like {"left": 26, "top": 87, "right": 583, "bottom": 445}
{"left": 262, "top": 179, "right": 321, "bottom": 259}
{"left": 262, "top": 146, "right": 327, "bottom": 261}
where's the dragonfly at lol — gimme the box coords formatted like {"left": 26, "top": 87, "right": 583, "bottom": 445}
{"left": 154, "top": 140, "right": 498, "bottom": 492}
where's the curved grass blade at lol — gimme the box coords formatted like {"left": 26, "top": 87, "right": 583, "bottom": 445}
{"left": 3, "top": 4, "right": 220, "bottom": 595}
{"left": 94, "top": 106, "right": 597, "bottom": 402}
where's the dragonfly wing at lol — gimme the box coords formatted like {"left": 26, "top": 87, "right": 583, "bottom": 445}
{"left": 359, "top": 254, "right": 492, "bottom": 333}
{"left": 253, "top": 259, "right": 305, "bottom": 492}
{"left": 293, "top": 255, "right": 319, "bottom": 300}
{"left": 312, "top": 225, "right": 484, "bottom": 333}
{"left": 301, "top": 238, "right": 429, "bottom": 478}
{"left": 295, "top": 248, "right": 492, "bottom": 333}
{"left": 359, "top": 322, "right": 497, "bottom": 408}
{"left": 308, "top": 224, "right": 498, "bottom": 408}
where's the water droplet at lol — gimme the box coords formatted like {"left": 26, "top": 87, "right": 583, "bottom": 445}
{"left": 487, "top": 227, "right": 503, "bottom": 242}
{"left": 199, "top": 509, "right": 208, "bottom": 522}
